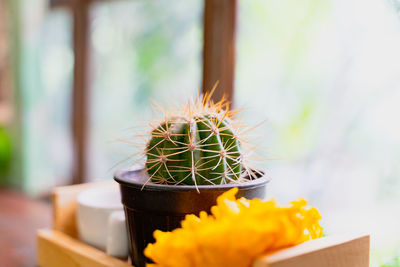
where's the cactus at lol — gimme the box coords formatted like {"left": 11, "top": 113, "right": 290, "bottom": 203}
{"left": 145, "top": 94, "right": 251, "bottom": 186}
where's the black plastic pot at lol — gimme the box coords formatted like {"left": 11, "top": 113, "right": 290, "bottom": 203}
{"left": 114, "top": 168, "right": 269, "bottom": 267}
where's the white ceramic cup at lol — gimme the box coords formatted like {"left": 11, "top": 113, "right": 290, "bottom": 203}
{"left": 77, "top": 186, "right": 128, "bottom": 259}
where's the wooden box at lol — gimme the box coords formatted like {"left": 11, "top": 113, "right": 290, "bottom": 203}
{"left": 37, "top": 182, "right": 370, "bottom": 267}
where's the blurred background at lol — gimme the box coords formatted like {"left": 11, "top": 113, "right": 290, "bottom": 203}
{"left": 1, "top": 0, "right": 400, "bottom": 266}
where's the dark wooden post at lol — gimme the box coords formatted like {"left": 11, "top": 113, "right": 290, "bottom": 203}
{"left": 71, "top": 0, "right": 90, "bottom": 184}
{"left": 202, "top": 0, "right": 237, "bottom": 103}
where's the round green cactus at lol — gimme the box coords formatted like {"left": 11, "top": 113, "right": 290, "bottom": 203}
{"left": 144, "top": 91, "right": 250, "bottom": 186}
{"left": 146, "top": 114, "right": 242, "bottom": 185}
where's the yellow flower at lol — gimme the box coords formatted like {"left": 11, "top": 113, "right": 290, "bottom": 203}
{"left": 144, "top": 188, "right": 323, "bottom": 267}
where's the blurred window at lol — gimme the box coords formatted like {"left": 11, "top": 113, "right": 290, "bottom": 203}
{"left": 20, "top": 0, "right": 203, "bottom": 192}
{"left": 20, "top": 1, "right": 73, "bottom": 193}
{"left": 87, "top": 0, "right": 203, "bottom": 180}
{"left": 236, "top": 0, "right": 400, "bottom": 264}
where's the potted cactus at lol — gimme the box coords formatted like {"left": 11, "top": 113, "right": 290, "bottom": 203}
{"left": 114, "top": 93, "right": 269, "bottom": 267}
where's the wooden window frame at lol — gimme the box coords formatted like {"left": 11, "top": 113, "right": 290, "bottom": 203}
{"left": 203, "top": 0, "right": 236, "bottom": 103}
{"left": 50, "top": 0, "right": 237, "bottom": 184}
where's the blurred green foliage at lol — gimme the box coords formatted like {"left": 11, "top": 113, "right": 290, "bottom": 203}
{"left": 381, "top": 253, "right": 400, "bottom": 267}
{"left": 0, "top": 127, "right": 12, "bottom": 184}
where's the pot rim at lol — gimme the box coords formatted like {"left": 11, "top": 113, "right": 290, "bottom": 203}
{"left": 114, "top": 167, "right": 270, "bottom": 192}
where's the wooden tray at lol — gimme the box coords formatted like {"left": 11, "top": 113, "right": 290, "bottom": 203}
{"left": 37, "top": 181, "right": 370, "bottom": 267}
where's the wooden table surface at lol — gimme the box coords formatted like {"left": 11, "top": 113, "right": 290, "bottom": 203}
{"left": 0, "top": 188, "right": 51, "bottom": 267}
